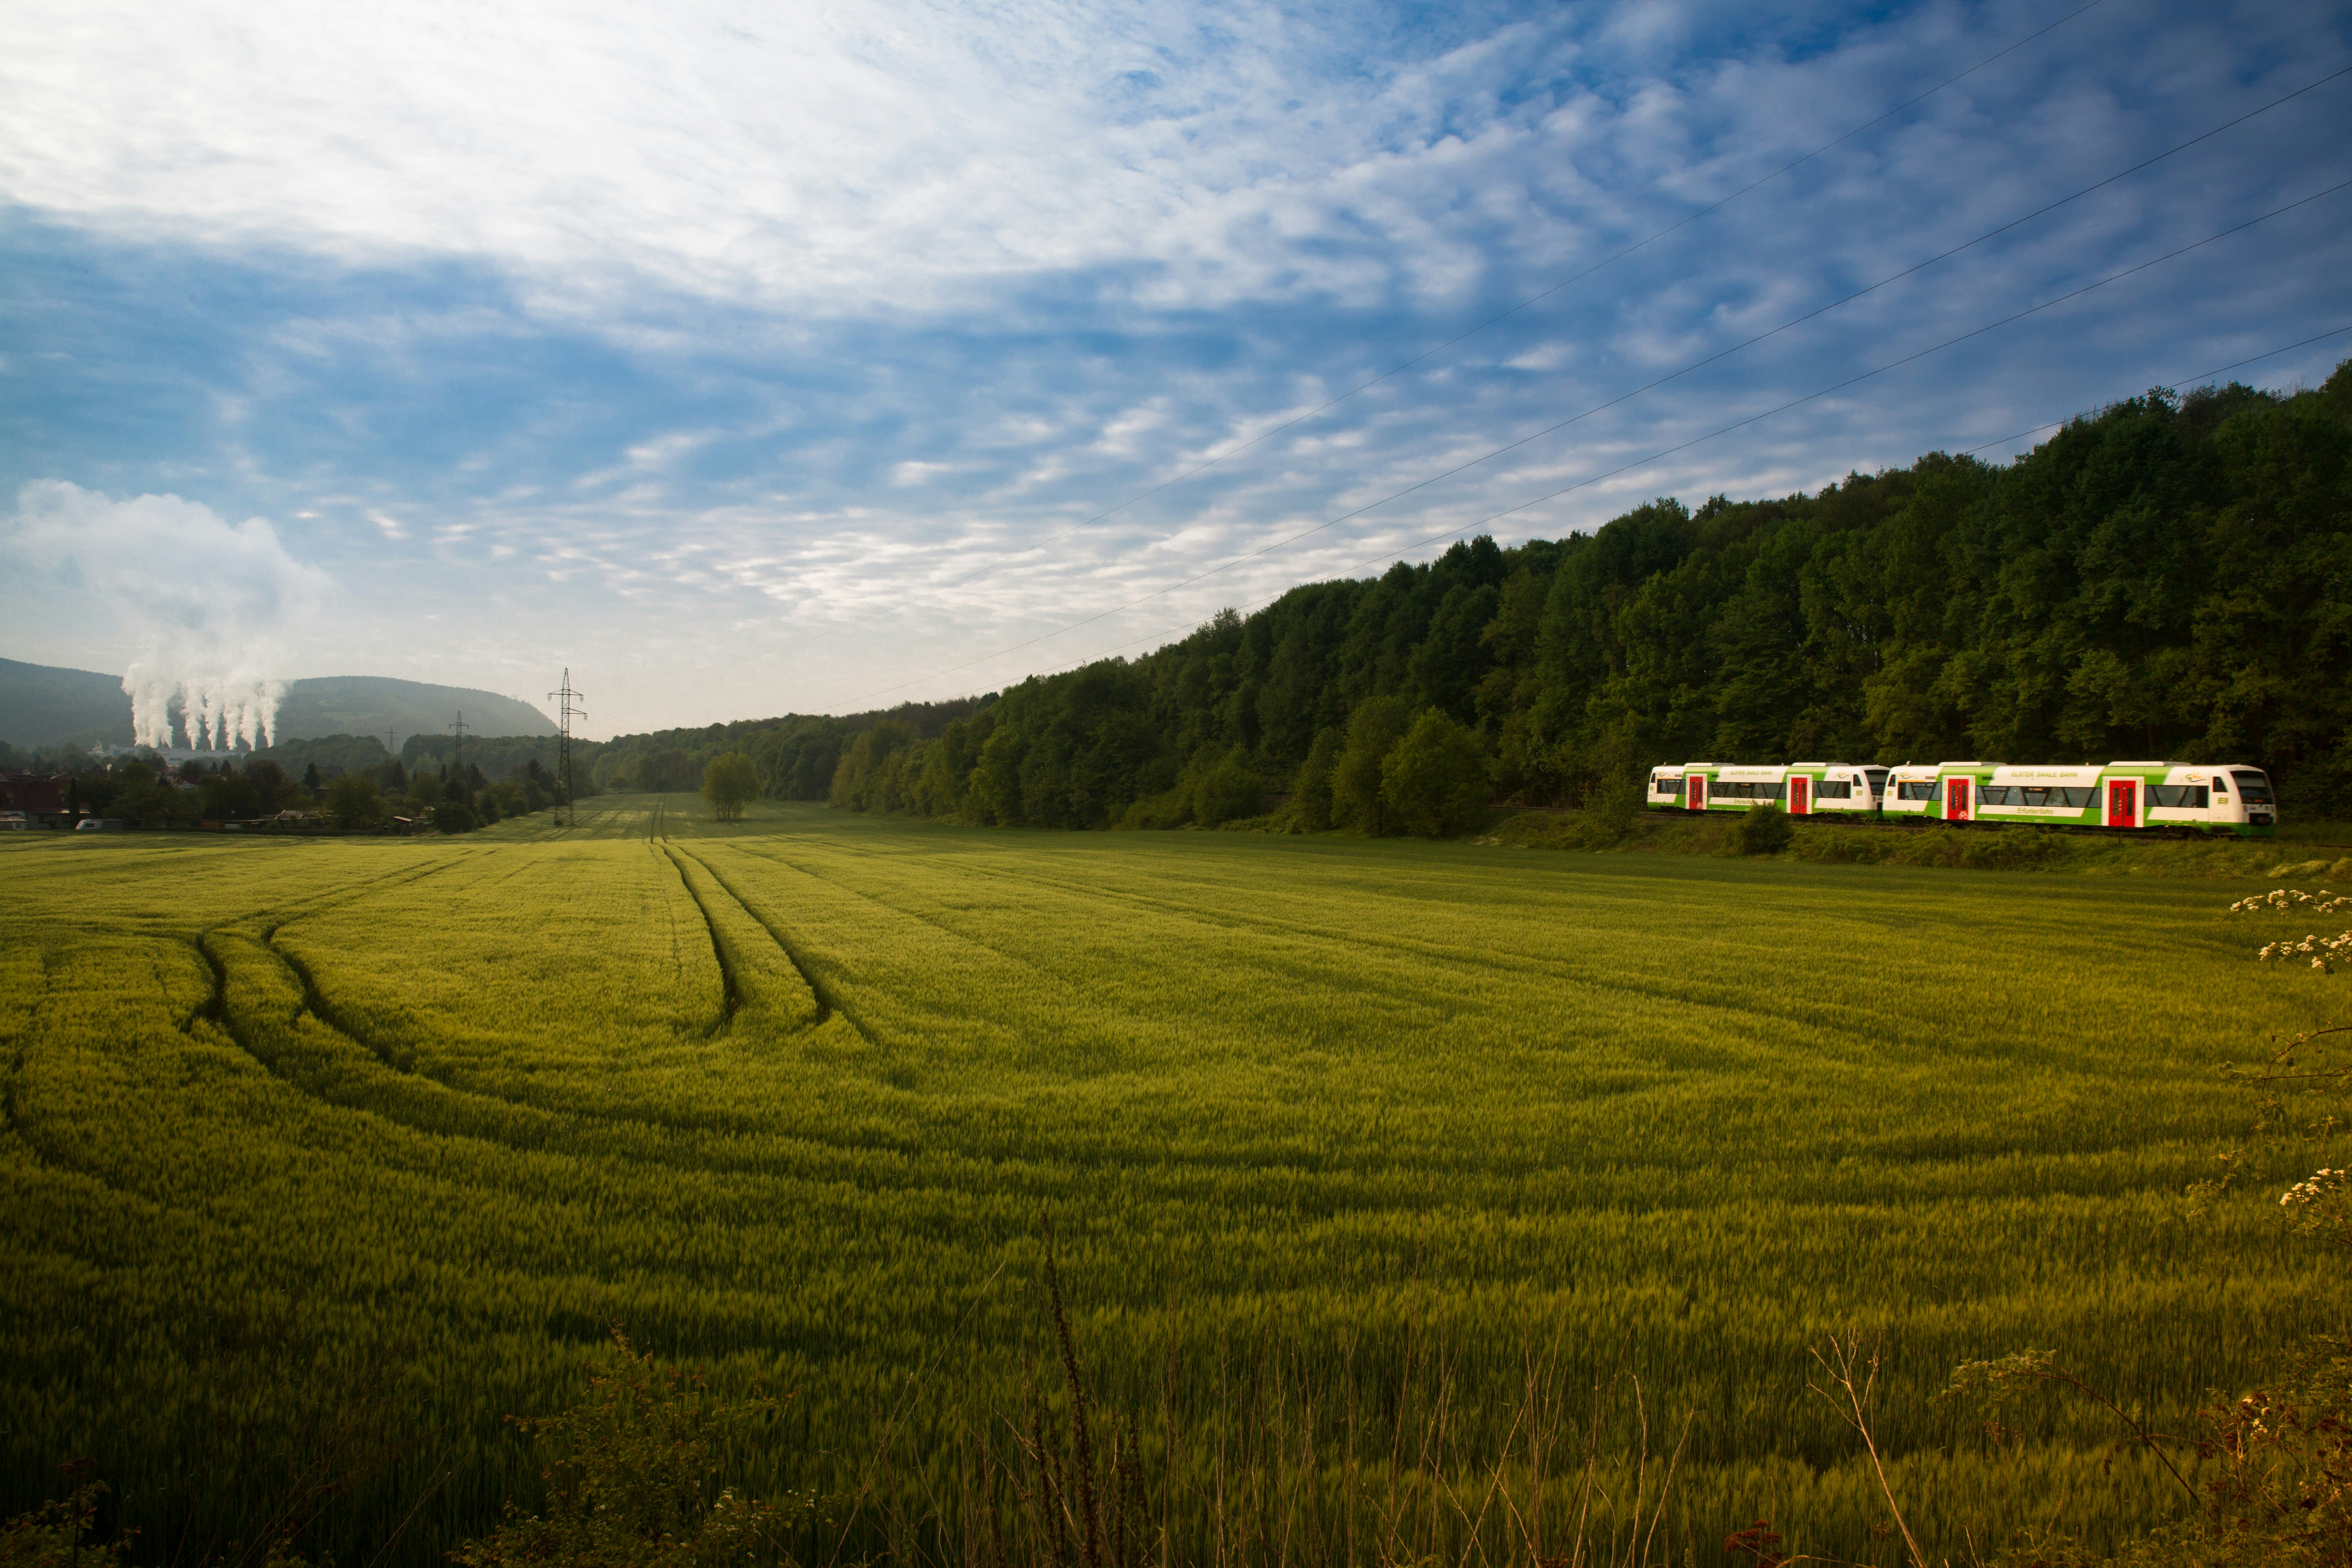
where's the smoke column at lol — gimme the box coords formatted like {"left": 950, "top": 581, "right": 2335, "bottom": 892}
{"left": 123, "top": 661, "right": 289, "bottom": 751}
{"left": 7, "top": 481, "right": 332, "bottom": 750}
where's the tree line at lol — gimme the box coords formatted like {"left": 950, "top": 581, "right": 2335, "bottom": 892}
{"left": 575, "top": 364, "right": 2352, "bottom": 831}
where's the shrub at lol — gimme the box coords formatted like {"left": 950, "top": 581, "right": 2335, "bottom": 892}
{"left": 1571, "top": 770, "right": 1646, "bottom": 848}
{"left": 1116, "top": 787, "right": 1192, "bottom": 830}
{"left": 431, "top": 801, "right": 478, "bottom": 835}
{"left": 1730, "top": 803, "right": 1793, "bottom": 855}
{"left": 1191, "top": 749, "right": 1264, "bottom": 826}
{"left": 1381, "top": 710, "right": 1488, "bottom": 838}
{"left": 452, "top": 1330, "right": 817, "bottom": 1568}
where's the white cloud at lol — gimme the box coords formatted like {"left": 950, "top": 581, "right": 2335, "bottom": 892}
{"left": 0, "top": 0, "right": 1541, "bottom": 313}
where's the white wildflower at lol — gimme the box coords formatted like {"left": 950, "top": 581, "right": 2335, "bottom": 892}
{"left": 2280, "top": 1169, "right": 2346, "bottom": 1207}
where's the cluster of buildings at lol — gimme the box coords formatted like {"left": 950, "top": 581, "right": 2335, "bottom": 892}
{"left": 0, "top": 772, "right": 71, "bottom": 830}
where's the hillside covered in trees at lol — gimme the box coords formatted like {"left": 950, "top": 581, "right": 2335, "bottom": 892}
{"left": 620, "top": 363, "right": 2352, "bottom": 826}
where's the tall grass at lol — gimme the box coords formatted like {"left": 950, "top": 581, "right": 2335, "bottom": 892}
{"left": 0, "top": 797, "right": 2339, "bottom": 1564}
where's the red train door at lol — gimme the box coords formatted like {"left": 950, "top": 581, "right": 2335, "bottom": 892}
{"left": 1686, "top": 775, "right": 1706, "bottom": 811}
{"left": 1946, "top": 777, "right": 1971, "bottom": 821}
{"left": 2106, "top": 778, "right": 2137, "bottom": 828}
{"left": 1788, "top": 776, "right": 1809, "bottom": 815}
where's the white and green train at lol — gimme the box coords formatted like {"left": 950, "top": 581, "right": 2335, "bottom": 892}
{"left": 1644, "top": 760, "right": 2277, "bottom": 836}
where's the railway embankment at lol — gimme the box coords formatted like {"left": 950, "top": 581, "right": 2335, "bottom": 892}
{"left": 1482, "top": 806, "right": 2352, "bottom": 877}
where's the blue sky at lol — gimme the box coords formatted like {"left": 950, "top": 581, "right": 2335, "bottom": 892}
{"left": 3, "top": 0, "right": 2348, "bottom": 737}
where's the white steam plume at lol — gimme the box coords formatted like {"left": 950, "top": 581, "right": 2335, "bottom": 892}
{"left": 6, "top": 481, "right": 332, "bottom": 750}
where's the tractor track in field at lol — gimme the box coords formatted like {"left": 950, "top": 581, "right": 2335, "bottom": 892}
{"left": 658, "top": 843, "right": 742, "bottom": 1033}
{"left": 719, "top": 839, "right": 1080, "bottom": 994}
{"left": 668, "top": 844, "right": 873, "bottom": 1043}
{"left": 184, "top": 925, "right": 798, "bottom": 1158}
{"left": 757, "top": 838, "right": 1921, "bottom": 1048}
{"left": 183, "top": 921, "right": 940, "bottom": 1174}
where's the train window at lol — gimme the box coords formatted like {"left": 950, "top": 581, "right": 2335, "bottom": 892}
{"left": 2232, "top": 771, "right": 2274, "bottom": 804}
{"left": 1863, "top": 768, "right": 1889, "bottom": 790}
{"left": 1815, "top": 779, "right": 1853, "bottom": 800}
{"left": 1982, "top": 785, "right": 2096, "bottom": 807}
{"left": 1655, "top": 778, "right": 1685, "bottom": 797}
{"left": 2148, "top": 785, "right": 2210, "bottom": 809}
{"left": 1896, "top": 781, "right": 1936, "bottom": 800}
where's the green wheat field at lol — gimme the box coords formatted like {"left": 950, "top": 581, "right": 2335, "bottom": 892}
{"left": 1, "top": 799, "right": 2341, "bottom": 1565}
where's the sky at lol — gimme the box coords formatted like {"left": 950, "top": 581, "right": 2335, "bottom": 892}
{"left": 3, "top": 0, "right": 2348, "bottom": 739}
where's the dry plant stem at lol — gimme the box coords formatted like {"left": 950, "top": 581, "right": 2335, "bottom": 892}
{"left": 2239, "top": 1020, "right": 2352, "bottom": 1085}
{"left": 2034, "top": 1363, "right": 2199, "bottom": 1504}
{"left": 1642, "top": 1408, "right": 1696, "bottom": 1567}
{"left": 1809, "top": 1332, "right": 1928, "bottom": 1568}
{"left": 1042, "top": 1233, "right": 1105, "bottom": 1568}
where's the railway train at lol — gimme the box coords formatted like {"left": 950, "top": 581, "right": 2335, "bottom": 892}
{"left": 1645, "top": 759, "right": 2278, "bottom": 837}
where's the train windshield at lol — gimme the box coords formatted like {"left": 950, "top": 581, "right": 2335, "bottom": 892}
{"left": 1862, "top": 768, "right": 1889, "bottom": 793}
{"left": 2232, "top": 770, "right": 2274, "bottom": 804}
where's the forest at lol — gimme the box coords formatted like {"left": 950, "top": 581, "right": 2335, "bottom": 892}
{"left": 599, "top": 364, "right": 2352, "bottom": 828}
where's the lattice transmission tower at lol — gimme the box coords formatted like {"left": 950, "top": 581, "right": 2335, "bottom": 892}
{"left": 548, "top": 671, "right": 587, "bottom": 828}
{"left": 449, "top": 710, "right": 470, "bottom": 790}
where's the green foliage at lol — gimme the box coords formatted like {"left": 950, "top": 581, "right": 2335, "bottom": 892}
{"left": 431, "top": 800, "right": 478, "bottom": 834}
{"left": 256, "top": 733, "right": 394, "bottom": 777}
{"left": 452, "top": 1330, "right": 811, "bottom": 1568}
{"left": 1189, "top": 747, "right": 1263, "bottom": 826}
{"left": 1288, "top": 726, "right": 1343, "bottom": 831}
{"left": 1730, "top": 802, "right": 1794, "bottom": 855}
{"left": 0, "top": 1468, "right": 131, "bottom": 1568}
{"left": 828, "top": 722, "right": 915, "bottom": 813}
{"left": 323, "top": 773, "right": 383, "bottom": 829}
{"left": 1379, "top": 710, "right": 1487, "bottom": 837}
{"left": 701, "top": 753, "right": 760, "bottom": 822}
{"left": 1332, "top": 694, "right": 1413, "bottom": 834}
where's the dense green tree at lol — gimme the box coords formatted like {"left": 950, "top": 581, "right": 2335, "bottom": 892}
{"left": 324, "top": 774, "right": 383, "bottom": 830}
{"left": 1381, "top": 710, "right": 1489, "bottom": 837}
{"left": 1331, "top": 695, "right": 1414, "bottom": 835}
{"left": 196, "top": 769, "right": 260, "bottom": 820}
{"left": 1289, "top": 726, "right": 1343, "bottom": 831}
{"left": 701, "top": 752, "right": 759, "bottom": 822}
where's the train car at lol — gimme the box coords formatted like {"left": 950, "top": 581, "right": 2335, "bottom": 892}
{"left": 1658, "top": 757, "right": 2277, "bottom": 836}
{"left": 1978, "top": 761, "right": 2275, "bottom": 835}
{"left": 1647, "top": 762, "right": 1890, "bottom": 815}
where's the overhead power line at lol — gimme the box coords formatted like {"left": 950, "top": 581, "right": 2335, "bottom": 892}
{"left": 843, "top": 176, "right": 2352, "bottom": 707}
{"left": 785, "top": 0, "right": 2118, "bottom": 643}
{"left": 826, "top": 71, "right": 2352, "bottom": 713}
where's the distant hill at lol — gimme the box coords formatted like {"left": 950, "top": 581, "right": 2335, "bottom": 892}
{"left": 0, "top": 657, "right": 137, "bottom": 749}
{"left": 276, "top": 677, "right": 556, "bottom": 749}
{"left": 0, "top": 659, "right": 556, "bottom": 751}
